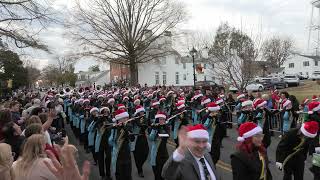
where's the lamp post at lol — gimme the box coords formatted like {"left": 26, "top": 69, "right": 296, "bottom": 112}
{"left": 190, "top": 47, "right": 197, "bottom": 88}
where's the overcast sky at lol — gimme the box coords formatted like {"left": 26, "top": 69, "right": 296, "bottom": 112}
{"left": 27, "top": 0, "right": 316, "bottom": 71}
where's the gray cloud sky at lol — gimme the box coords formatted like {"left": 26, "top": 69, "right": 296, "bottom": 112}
{"left": 25, "top": 0, "right": 316, "bottom": 71}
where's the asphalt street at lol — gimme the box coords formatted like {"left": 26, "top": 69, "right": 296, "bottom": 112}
{"left": 66, "top": 123, "right": 314, "bottom": 180}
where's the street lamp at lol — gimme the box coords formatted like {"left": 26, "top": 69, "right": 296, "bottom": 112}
{"left": 189, "top": 47, "right": 197, "bottom": 88}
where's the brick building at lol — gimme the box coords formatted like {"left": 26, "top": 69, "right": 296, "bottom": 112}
{"left": 110, "top": 63, "right": 130, "bottom": 83}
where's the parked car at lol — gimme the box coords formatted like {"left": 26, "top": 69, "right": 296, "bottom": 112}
{"left": 195, "top": 81, "right": 225, "bottom": 93}
{"left": 283, "top": 75, "right": 300, "bottom": 86}
{"left": 228, "top": 82, "right": 264, "bottom": 92}
{"left": 260, "top": 77, "right": 288, "bottom": 90}
{"left": 310, "top": 71, "right": 320, "bottom": 81}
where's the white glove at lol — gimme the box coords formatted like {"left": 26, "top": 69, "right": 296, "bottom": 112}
{"left": 276, "top": 162, "right": 283, "bottom": 170}
{"left": 315, "top": 147, "right": 320, "bottom": 154}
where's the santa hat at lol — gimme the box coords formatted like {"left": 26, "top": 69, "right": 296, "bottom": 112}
{"left": 90, "top": 107, "right": 99, "bottom": 114}
{"left": 152, "top": 100, "right": 160, "bottom": 107}
{"left": 107, "top": 94, "right": 113, "bottom": 98}
{"left": 219, "top": 93, "right": 225, "bottom": 98}
{"left": 100, "top": 107, "right": 110, "bottom": 113}
{"left": 201, "top": 96, "right": 211, "bottom": 106}
{"left": 215, "top": 98, "right": 223, "bottom": 105}
{"left": 308, "top": 101, "right": 320, "bottom": 114}
{"left": 177, "top": 97, "right": 185, "bottom": 104}
{"left": 237, "top": 93, "right": 245, "bottom": 100}
{"left": 117, "top": 104, "right": 126, "bottom": 109}
{"left": 253, "top": 98, "right": 267, "bottom": 109}
{"left": 97, "top": 94, "right": 104, "bottom": 99}
{"left": 114, "top": 109, "right": 129, "bottom": 121}
{"left": 83, "top": 99, "right": 90, "bottom": 104}
{"left": 166, "top": 91, "right": 174, "bottom": 97}
{"left": 312, "top": 95, "right": 318, "bottom": 101}
{"left": 134, "top": 99, "right": 141, "bottom": 105}
{"left": 155, "top": 111, "right": 166, "bottom": 119}
{"left": 107, "top": 98, "right": 115, "bottom": 103}
{"left": 147, "top": 94, "right": 153, "bottom": 99}
{"left": 237, "top": 122, "right": 263, "bottom": 142}
{"left": 134, "top": 94, "right": 140, "bottom": 100}
{"left": 303, "top": 98, "right": 310, "bottom": 105}
{"left": 78, "top": 98, "right": 84, "bottom": 104}
{"left": 193, "top": 91, "right": 203, "bottom": 100}
{"left": 242, "top": 99, "right": 253, "bottom": 107}
{"left": 159, "top": 96, "right": 166, "bottom": 102}
{"left": 187, "top": 124, "right": 209, "bottom": 140}
{"left": 134, "top": 105, "right": 145, "bottom": 115}
{"left": 282, "top": 99, "right": 292, "bottom": 109}
{"left": 300, "top": 121, "right": 319, "bottom": 138}
{"left": 123, "top": 96, "right": 129, "bottom": 101}
{"left": 207, "top": 102, "right": 220, "bottom": 112}
{"left": 176, "top": 102, "right": 185, "bottom": 110}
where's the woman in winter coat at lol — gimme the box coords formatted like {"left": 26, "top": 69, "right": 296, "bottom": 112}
{"left": 231, "top": 122, "right": 272, "bottom": 180}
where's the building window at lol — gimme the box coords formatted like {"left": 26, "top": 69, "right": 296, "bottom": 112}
{"left": 306, "top": 72, "right": 309, "bottom": 76}
{"left": 183, "top": 74, "right": 186, "bottom": 80}
{"left": 175, "top": 72, "right": 179, "bottom": 84}
{"left": 183, "top": 63, "right": 186, "bottom": 69}
{"left": 303, "top": 61, "right": 309, "bottom": 66}
{"left": 212, "top": 64, "right": 214, "bottom": 69}
{"left": 315, "top": 61, "right": 319, "bottom": 66}
{"left": 204, "top": 64, "right": 207, "bottom": 69}
{"left": 289, "top": 63, "right": 294, "bottom": 68}
{"left": 204, "top": 75, "right": 207, "bottom": 81}
{"left": 162, "top": 72, "right": 167, "bottom": 85}
{"left": 212, "top": 77, "right": 215, "bottom": 81}
{"left": 155, "top": 72, "right": 159, "bottom": 85}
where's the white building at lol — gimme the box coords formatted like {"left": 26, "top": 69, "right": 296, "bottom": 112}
{"left": 281, "top": 54, "right": 319, "bottom": 77}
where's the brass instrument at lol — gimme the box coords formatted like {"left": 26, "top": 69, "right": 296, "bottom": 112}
{"left": 165, "top": 110, "right": 187, "bottom": 124}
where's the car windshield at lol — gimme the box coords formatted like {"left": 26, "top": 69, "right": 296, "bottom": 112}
{"left": 261, "top": 78, "right": 271, "bottom": 82}
{"left": 313, "top": 72, "right": 320, "bottom": 75}
{"left": 284, "top": 76, "right": 296, "bottom": 78}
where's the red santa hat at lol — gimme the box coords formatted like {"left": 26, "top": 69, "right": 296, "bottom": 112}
{"left": 312, "top": 95, "right": 318, "bottom": 101}
{"left": 253, "top": 98, "right": 267, "bottom": 109}
{"left": 166, "top": 90, "right": 174, "bottom": 97}
{"left": 155, "top": 111, "right": 166, "bottom": 119}
{"left": 147, "top": 94, "right": 153, "bottom": 99}
{"left": 219, "top": 93, "right": 225, "bottom": 98}
{"left": 90, "top": 107, "right": 99, "bottom": 114}
{"left": 192, "top": 90, "right": 203, "bottom": 100}
{"left": 117, "top": 104, "right": 126, "bottom": 109}
{"left": 114, "top": 109, "right": 129, "bottom": 121}
{"left": 237, "top": 93, "right": 245, "bottom": 100}
{"left": 282, "top": 99, "right": 292, "bottom": 109}
{"left": 152, "top": 100, "right": 160, "bottom": 107}
{"left": 241, "top": 99, "right": 253, "bottom": 107}
{"left": 177, "top": 97, "right": 185, "bottom": 104}
{"left": 303, "top": 98, "right": 310, "bottom": 105}
{"left": 97, "top": 94, "right": 104, "bottom": 99}
{"left": 123, "top": 96, "right": 129, "bottom": 101}
{"left": 176, "top": 102, "right": 185, "bottom": 110}
{"left": 134, "top": 99, "right": 141, "bottom": 105}
{"left": 134, "top": 94, "right": 140, "bottom": 100}
{"left": 83, "top": 99, "right": 90, "bottom": 104}
{"left": 300, "top": 121, "right": 319, "bottom": 138}
{"left": 215, "top": 98, "right": 223, "bottom": 105}
{"left": 100, "top": 107, "right": 110, "bottom": 113}
{"left": 237, "top": 122, "right": 263, "bottom": 142}
{"left": 201, "top": 96, "right": 211, "bottom": 106}
{"left": 159, "top": 96, "right": 166, "bottom": 102}
{"left": 134, "top": 105, "right": 145, "bottom": 115}
{"left": 308, "top": 101, "right": 320, "bottom": 114}
{"left": 107, "top": 98, "right": 115, "bottom": 103}
{"left": 207, "top": 102, "right": 220, "bottom": 112}
{"left": 187, "top": 124, "right": 209, "bottom": 140}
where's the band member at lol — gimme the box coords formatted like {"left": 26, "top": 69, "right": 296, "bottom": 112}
{"left": 149, "top": 111, "right": 170, "bottom": 180}
{"left": 191, "top": 90, "right": 203, "bottom": 125}
{"left": 131, "top": 105, "right": 149, "bottom": 177}
{"left": 165, "top": 91, "right": 175, "bottom": 116}
{"left": 87, "top": 107, "right": 99, "bottom": 165}
{"left": 231, "top": 122, "right": 272, "bottom": 180}
{"left": 199, "top": 96, "right": 211, "bottom": 124}
{"left": 276, "top": 121, "right": 319, "bottom": 180}
{"left": 172, "top": 102, "right": 189, "bottom": 147}
{"left": 280, "top": 92, "right": 292, "bottom": 134}
{"left": 237, "top": 99, "right": 254, "bottom": 126}
{"left": 80, "top": 99, "right": 91, "bottom": 152}
{"left": 109, "top": 109, "right": 134, "bottom": 180}
{"left": 97, "top": 107, "right": 113, "bottom": 180}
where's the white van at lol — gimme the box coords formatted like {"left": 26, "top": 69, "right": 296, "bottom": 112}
{"left": 310, "top": 71, "right": 320, "bottom": 81}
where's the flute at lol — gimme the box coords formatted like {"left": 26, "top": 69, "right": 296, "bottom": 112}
{"left": 165, "top": 110, "right": 187, "bottom": 124}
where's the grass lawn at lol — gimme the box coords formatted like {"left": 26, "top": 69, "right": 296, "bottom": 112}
{"left": 283, "top": 80, "right": 320, "bottom": 102}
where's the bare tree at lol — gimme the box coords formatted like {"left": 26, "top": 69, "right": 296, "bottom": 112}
{"left": 66, "top": 0, "right": 186, "bottom": 85}
{"left": 208, "top": 23, "right": 259, "bottom": 91}
{"left": 262, "top": 36, "right": 294, "bottom": 68}
{"left": 0, "top": 0, "right": 54, "bottom": 51}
